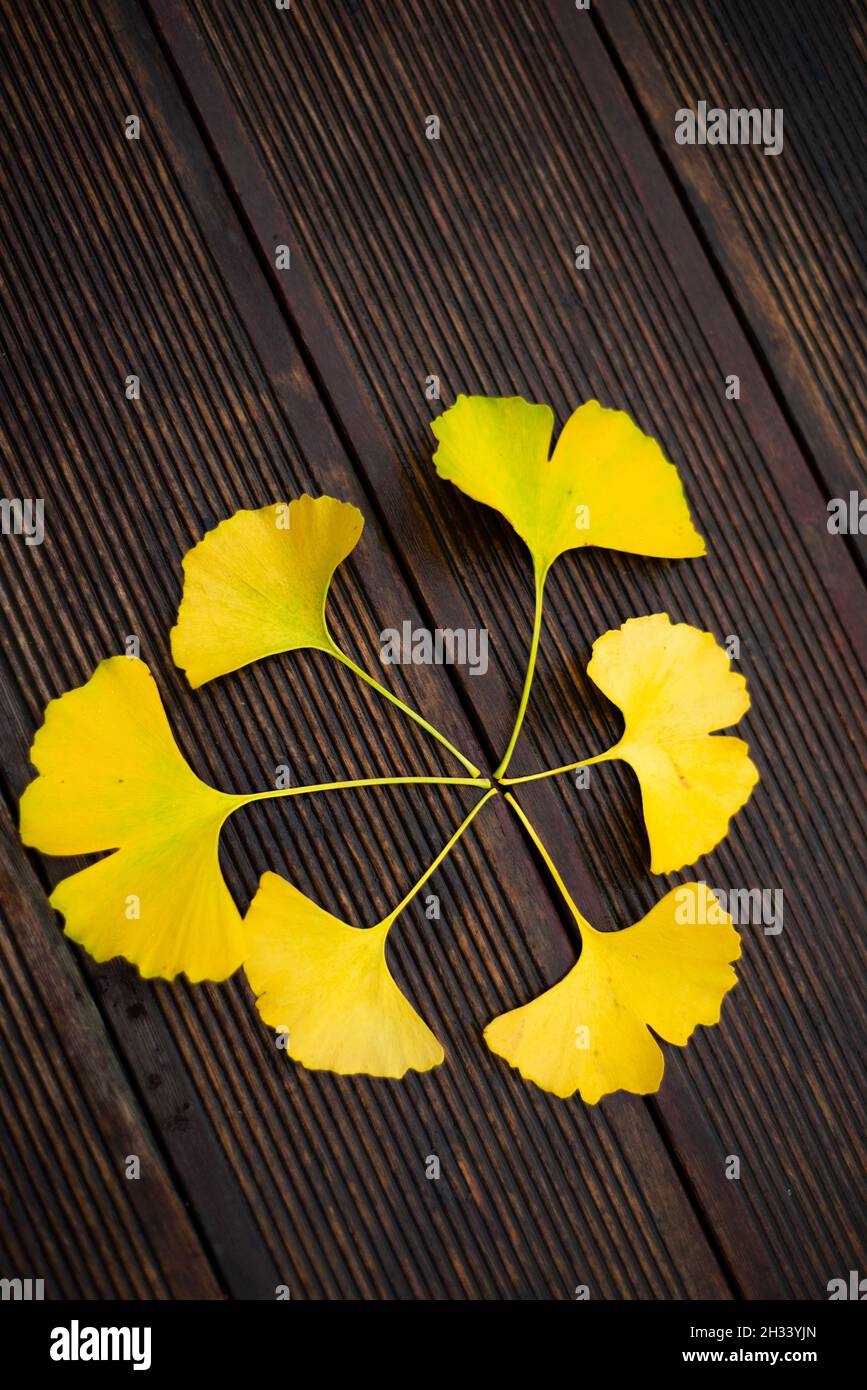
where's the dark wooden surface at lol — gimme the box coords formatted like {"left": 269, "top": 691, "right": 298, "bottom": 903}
{"left": 0, "top": 0, "right": 864, "bottom": 1299}
{"left": 598, "top": 0, "right": 867, "bottom": 557}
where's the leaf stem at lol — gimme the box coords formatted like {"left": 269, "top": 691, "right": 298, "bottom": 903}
{"left": 503, "top": 792, "right": 593, "bottom": 932}
{"left": 245, "top": 774, "right": 490, "bottom": 805}
{"left": 328, "top": 645, "right": 482, "bottom": 778}
{"left": 500, "top": 747, "right": 616, "bottom": 786}
{"left": 494, "top": 564, "right": 547, "bottom": 779}
{"left": 385, "top": 787, "right": 498, "bottom": 924}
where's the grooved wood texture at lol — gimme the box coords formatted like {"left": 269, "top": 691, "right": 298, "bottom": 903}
{"left": 1, "top": 0, "right": 731, "bottom": 1299}
{"left": 1, "top": 0, "right": 864, "bottom": 1299}
{"left": 150, "top": 0, "right": 866, "bottom": 1298}
{"left": 597, "top": 0, "right": 867, "bottom": 547}
{"left": 0, "top": 801, "right": 220, "bottom": 1298}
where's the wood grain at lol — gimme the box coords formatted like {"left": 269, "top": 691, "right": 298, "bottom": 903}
{"left": 0, "top": 0, "right": 738, "bottom": 1298}
{"left": 144, "top": 0, "right": 867, "bottom": 1300}
{"left": 0, "top": 794, "right": 221, "bottom": 1299}
{"left": 597, "top": 0, "right": 867, "bottom": 564}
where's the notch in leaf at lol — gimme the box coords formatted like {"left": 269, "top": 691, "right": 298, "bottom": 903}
{"left": 19, "top": 657, "right": 484, "bottom": 982}
{"left": 19, "top": 657, "right": 253, "bottom": 982}
{"left": 504, "top": 614, "right": 759, "bottom": 873}
{"left": 431, "top": 396, "right": 706, "bottom": 774}
{"left": 484, "top": 795, "right": 741, "bottom": 1101}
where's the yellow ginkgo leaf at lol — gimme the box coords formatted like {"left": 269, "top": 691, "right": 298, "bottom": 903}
{"left": 431, "top": 395, "right": 705, "bottom": 574}
{"left": 431, "top": 397, "right": 705, "bottom": 775}
{"left": 170, "top": 493, "right": 481, "bottom": 776}
{"left": 171, "top": 494, "right": 363, "bottom": 688}
{"left": 484, "top": 881, "right": 740, "bottom": 1103}
{"left": 19, "top": 656, "right": 252, "bottom": 982}
{"left": 244, "top": 873, "right": 445, "bottom": 1078}
{"left": 583, "top": 614, "right": 759, "bottom": 872}
{"left": 244, "top": 788, "right": 496, "bottom": 1077}
{"left": 20, "top": 658, "right": 488, "bottom": 983}
{"left": 503, "top": 613, "right": 759, "bottom": 870}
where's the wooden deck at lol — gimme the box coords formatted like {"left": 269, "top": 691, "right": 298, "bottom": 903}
{"left": 0, "top": 0, "right": 864, "bottom": 1299}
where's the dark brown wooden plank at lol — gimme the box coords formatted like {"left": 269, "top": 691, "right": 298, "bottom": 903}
{"left": 0, "top": 0, "right": 728, "bottom": 1297}
{"left": 147, "top": 0, "right": 867, "bottom": 1299}
{"left": 596, "top": 0, "right": 867, "bottom": 563}
{"left": 0, "top": 788, "right": 221, "bottom": 1299}
{"left": 0, "top": 669, "right": 285, "bottom": 1299}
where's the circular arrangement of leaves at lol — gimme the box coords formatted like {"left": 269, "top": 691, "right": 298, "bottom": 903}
{"left": 20, "top": 396, "right": 758, "bottom": 1103}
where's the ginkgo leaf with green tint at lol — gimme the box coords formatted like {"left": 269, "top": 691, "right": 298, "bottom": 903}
{"left": 431, "top": 395, "right": 706, "bottom": 574}
{"left": 19, "top": 656, "right": 253, "bottom": 982}
{"left": 244, "top": 789, "right": 496, "bottom": 1077}
{"left": 171, "top": 495, "right": 363, "bottom": 687}
{"left": 484, "top": 829, "right": 740, "bottom": 1102}
{"left": 504, "top": 614, "right": 759, "bottom": 872}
